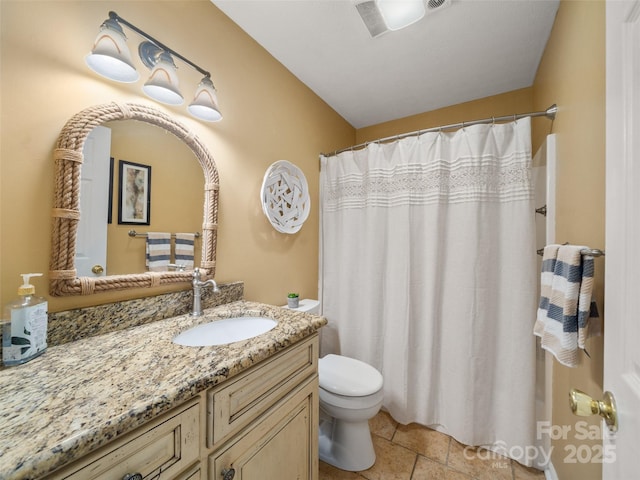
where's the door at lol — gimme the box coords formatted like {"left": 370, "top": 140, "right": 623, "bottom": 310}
{"left": 76, "top": 125, "right": 111, "bottom": 277}
{"left": 209, "top": 378, "right": 318, "bottom": 480}
{"left": 603, "top": 1, "right": 640, "bottom": 478}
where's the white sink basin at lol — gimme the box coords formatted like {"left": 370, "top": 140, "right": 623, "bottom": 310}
{"left": 173, "top": 316, "right": 278, "bottom": 346}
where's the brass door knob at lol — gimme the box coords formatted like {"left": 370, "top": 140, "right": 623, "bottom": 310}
{"left": 91, "top": 264, "right": 104, "bottom": 275}
{"left": 569, "top": 388, "right": 618, "bottom": 432}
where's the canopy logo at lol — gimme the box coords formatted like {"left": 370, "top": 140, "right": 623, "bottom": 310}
{"left": 462, "top": 422, "right": 616, "bottom": 467}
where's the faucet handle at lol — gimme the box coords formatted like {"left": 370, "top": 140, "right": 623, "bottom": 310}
{"left": 193, "top": 267, "right": 202, "bottom": 281}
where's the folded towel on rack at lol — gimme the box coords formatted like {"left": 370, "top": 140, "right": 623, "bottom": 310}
{"left": 174, "top": 233, "right": 195, "bottom": 269}
{"left": 534, "top": 244, "right": 601, "bottom": 367}
{"left": 145, "top": 232, "right": 171, "bottom": 272}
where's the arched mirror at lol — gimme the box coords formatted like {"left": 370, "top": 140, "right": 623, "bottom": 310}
{"left": 49, "top": 102, "right": 219, "bottom": 296}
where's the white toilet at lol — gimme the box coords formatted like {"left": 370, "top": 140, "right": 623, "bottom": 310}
{"left": 286, "top": 299, "right": 384, "bottom": 471}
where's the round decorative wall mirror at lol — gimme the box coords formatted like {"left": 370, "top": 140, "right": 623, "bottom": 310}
{"left": 49, "top": 102, "right": 219, "bottom": 296}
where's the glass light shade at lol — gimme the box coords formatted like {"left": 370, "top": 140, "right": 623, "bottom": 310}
{"left": 188, "top": 77, "right": 223, "bottom": 122}
{"left": 85, "top": 18, "right": 139, "bottom": 83}
{"left": 376, "top": 0, "right": 426, "bottom": 30}
{"left": 142, "top": 52, "right": 184, "bottom": 105}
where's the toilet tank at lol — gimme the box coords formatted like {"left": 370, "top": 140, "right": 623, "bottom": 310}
{"left": 285, "top": 299, "right": 320, "bottom": 315}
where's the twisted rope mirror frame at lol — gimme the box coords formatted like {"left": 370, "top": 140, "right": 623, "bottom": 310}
{"left": 49, "top": 102, "right": 219, "bottom": 296}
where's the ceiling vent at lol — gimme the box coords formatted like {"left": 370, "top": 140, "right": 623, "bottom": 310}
{"left": 426, "top": 0, "right": 452, "bottom": 14}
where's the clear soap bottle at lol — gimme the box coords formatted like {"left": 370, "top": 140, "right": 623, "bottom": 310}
{"left": 2, "top": 273, "right": 48, "bottom": 366}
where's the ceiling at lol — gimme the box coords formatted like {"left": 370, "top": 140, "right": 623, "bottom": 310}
{"left": 212, "top": 0, "right": 559, "bottom": 129}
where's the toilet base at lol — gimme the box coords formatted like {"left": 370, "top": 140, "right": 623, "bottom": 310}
{"left": 318, "top": 417, "right": 376, "bottom": 471}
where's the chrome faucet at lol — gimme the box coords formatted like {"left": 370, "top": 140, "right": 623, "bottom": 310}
{"left": 191, "top": 267, "right": 219, "bottom": 316}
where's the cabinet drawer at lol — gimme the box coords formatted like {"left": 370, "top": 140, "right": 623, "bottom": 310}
{"left": 207, "top": 334, "right": 318, "bottom": 447}
{"left": 50, "top": 400, "right": 200, "bottom": 480}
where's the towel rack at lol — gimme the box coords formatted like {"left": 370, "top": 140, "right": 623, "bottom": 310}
{"left": 128, "top": 230, "right": 200, "bottom": 238}
{"left": 536, "top": 246, "right": 605, "bottom": 257}
{"left": 581, "top": 248, "right": 605, "bottom": 257}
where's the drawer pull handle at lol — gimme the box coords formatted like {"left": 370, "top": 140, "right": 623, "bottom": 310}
{"left": 122, "top": 474, "right": 143, "bottom": 480}
{"left": 222, "top": 468, "right": 236, "bottom": 480}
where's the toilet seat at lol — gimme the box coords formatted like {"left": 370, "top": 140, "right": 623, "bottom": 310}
{"left": 319, "top": 354, "right": 383, "bottom": 396}
{"left": 319, "top": 386, "right": 384, "bottom": 411}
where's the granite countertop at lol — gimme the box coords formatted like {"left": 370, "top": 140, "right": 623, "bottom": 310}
{"left": 0, "top": 300, "right": 327, "bottom": 480}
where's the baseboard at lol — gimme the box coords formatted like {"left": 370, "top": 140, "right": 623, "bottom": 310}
{"left": 544, "top": 461, "right": 559, "bottom": 480}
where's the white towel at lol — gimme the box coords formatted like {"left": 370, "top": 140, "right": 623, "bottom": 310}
{"left": 174, "top": 233, "right": 195, "bottom": 269}
{"left": 145, "top": 232, "right": 171, "bottom": 272}
{"left": 534, "top": 244, "right": 601, "bottom": 367}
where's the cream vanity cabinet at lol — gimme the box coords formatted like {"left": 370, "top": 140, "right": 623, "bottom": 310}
{"left": 45, "top": 334, "right": 319, "bottom": 480}
{"left": 206, "top": 335, "right": 318, "bottom": 480}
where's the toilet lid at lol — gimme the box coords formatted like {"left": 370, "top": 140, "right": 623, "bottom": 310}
{"left": 318, "top": 354, "right": 383, "bottom": 397}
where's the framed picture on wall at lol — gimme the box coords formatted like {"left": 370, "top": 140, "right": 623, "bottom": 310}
{"left": 118, "top": 160, "right": 151, "bottom": 225}
{"left": 107, "top": 157, "right": 114, "bottom": 224}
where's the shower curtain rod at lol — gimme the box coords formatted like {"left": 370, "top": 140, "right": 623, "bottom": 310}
{"left": 323, "top": 104, "right": 557, "bottom": 157}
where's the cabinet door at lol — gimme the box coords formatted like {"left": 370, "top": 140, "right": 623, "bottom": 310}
{"left": 209, "top": 376, "right": 318, "bottom": 480}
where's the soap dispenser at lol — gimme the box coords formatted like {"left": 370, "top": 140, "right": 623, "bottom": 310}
{"left": 2, "top": 273, "right": 48, "bottom": 366}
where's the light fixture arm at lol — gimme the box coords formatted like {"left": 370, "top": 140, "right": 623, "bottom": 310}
{"left": 108, "top": 11, "right": 212, "bottom": 80}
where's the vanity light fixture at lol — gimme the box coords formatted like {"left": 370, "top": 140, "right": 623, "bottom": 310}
{"left": 85, "top": 17, "right": 139, "bottom": 82}
{"left": 188, "top": 77, "right": 223, "bottom": 122}
{"left": 139, "top": 42, "right": 184, "bottom": 105}
{"left": 86, "top": 11, "right": 222, "bottom": 122}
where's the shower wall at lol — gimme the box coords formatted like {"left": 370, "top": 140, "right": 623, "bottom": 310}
{"left": 532, "top": 134, "right": 556, "bottom": 471}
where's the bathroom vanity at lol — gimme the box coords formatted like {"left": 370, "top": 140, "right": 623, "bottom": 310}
{"left": 0, "top": 100, "right": 330, "bottom": 479}
{"left": 0, "top": 300, "right": 326, "bottom": 480}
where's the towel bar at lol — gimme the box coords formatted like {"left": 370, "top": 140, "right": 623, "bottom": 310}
{"left": 536, "top": 247, "right": 605, "bottom": 257}
{"left": 128, "top": 230, "right": 200, "bottom": 238}
{"left": 581, "top": 248, "right": 605, "bottom": 257}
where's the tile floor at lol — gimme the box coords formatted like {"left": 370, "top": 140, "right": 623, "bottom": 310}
{"left": 319, "top": 411, "right": 546, "bottom": 480}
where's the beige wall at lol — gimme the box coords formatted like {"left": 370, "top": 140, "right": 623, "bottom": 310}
{"left": 0, "top": 1, "right": 354, "bottom": 312}
{"left": 356, "top": 87, "right": 534, "bottom": 144}
{"left": 532, "top": 2, "right": 605, "bottom": 480}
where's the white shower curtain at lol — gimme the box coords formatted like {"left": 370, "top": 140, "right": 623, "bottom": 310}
{"left": 319, "top": 117, "right": 538, "bottom": 463}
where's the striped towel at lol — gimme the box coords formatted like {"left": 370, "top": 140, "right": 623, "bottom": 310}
{"left": 534, "top": 244, "right": 601, "bottom": 367}
{"left": 145, "top": 232, "right": 171, "bottom": 272}
{"left": 174, "top": 233, "right": 195, "bottom": 269}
